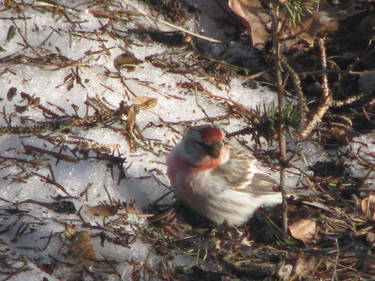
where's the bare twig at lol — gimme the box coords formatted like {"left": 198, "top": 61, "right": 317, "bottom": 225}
{"left": 270, "top": 4, "right": 288, "bottom": 237}
{"left": 299, "top": 38, "right": 331, "bottom": 138}
{"left": 331, "top": 238, "right": 339, "bottom": 281}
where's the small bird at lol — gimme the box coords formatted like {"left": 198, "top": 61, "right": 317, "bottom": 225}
{"left": 167, "top": 125, "right": 283, "bottom": 226}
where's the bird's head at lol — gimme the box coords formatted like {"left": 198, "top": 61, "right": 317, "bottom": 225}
{"left": 181, "top": 125, "right": 226, "bottom": 165}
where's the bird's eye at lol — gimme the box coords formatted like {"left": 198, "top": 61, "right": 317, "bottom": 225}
{"left": 198, "top": 141, "right": 221, "bottom": 158}
{"left": 196, "top": 141, "right": 205, "bottom": 147}
{"left": 196, "top": 141, "right": 209, "bottom": 151}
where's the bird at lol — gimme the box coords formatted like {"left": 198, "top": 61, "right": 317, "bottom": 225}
{"left": 167, "top": 125, "right": 283, "bottom": 226}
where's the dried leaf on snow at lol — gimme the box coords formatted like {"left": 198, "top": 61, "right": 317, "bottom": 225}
{"left": 114, "top": 52, "right": 143, "bottom": 71}
{"left": 133, "top": 96, "right": 158, "bottom": 109}
{"left": 84, "top": 204, "right": 118, "bottom": 217}
{"left": 67, "top": 231, "right": 97, "bottom": 265}
{"left": 64, "top": 226, "right": 97, "bottom": 265}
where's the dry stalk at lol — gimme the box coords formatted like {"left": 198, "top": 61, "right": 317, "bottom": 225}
{"left": 270, "top": 4, "right": 288, "bottom": 237}
{"left": 299, "top": 38, "right": 331, "bottom": 138}
{"left": 298, "top": 38, "right": 369, "bottom": 138}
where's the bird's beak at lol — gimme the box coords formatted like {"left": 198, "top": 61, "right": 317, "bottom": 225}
{"left": 207, "top": 141, "right": 222, "bottom": 158}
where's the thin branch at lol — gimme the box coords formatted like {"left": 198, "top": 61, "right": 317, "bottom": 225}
{"left": 299, "top": 38, "right": 332, "bottom": 138}
{"left": 270, "top": 4, "right": 288, "bottom": 238}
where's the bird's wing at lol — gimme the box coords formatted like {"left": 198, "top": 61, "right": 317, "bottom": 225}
{"left": 210, "top": 144, "right": 278, "bottom": 194}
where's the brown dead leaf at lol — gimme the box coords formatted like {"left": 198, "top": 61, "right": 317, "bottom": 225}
{"left": 63, "top": 226, "right": 96, "bottom": 266}
{"left": 228, "top": 0, "right": 270, "bottom": 49}
{"left": 114, "top": 52, "right": 143, "bottom": 71}
{"left": 67, "top": 231, "right": 96, "bottom": 266}
{"left": 278, "top": 256, "right": 317, "bottom": 280}
{"left": 285, "top": 5, "right": 339, "bottom": 48}
{"left": 133, "top": 96, "right": 158, "bottom": 110}
{"left": 4, "top": 0, "right": 17, "bottom": 8}
{"left": 360, "top": 194, "right": 375, "bottom": 219}
{"left": 84, "top": 204, "right": 118, "bottom": 217}
{"left": 289, "top": 218, "right": 316, "bottom": 243}
{"left": 127, "top": 104, "right": 138, "bottom": 132}
{"left": 228, "top": 0, "right": 339, "bottom": 50}
{"left": 294, "top": 256, "right": 317, "bottom": 277}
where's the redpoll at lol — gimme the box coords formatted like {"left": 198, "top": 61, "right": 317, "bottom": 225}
{"left": 167, "top": 125, "right": 283, "bottom": 226}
